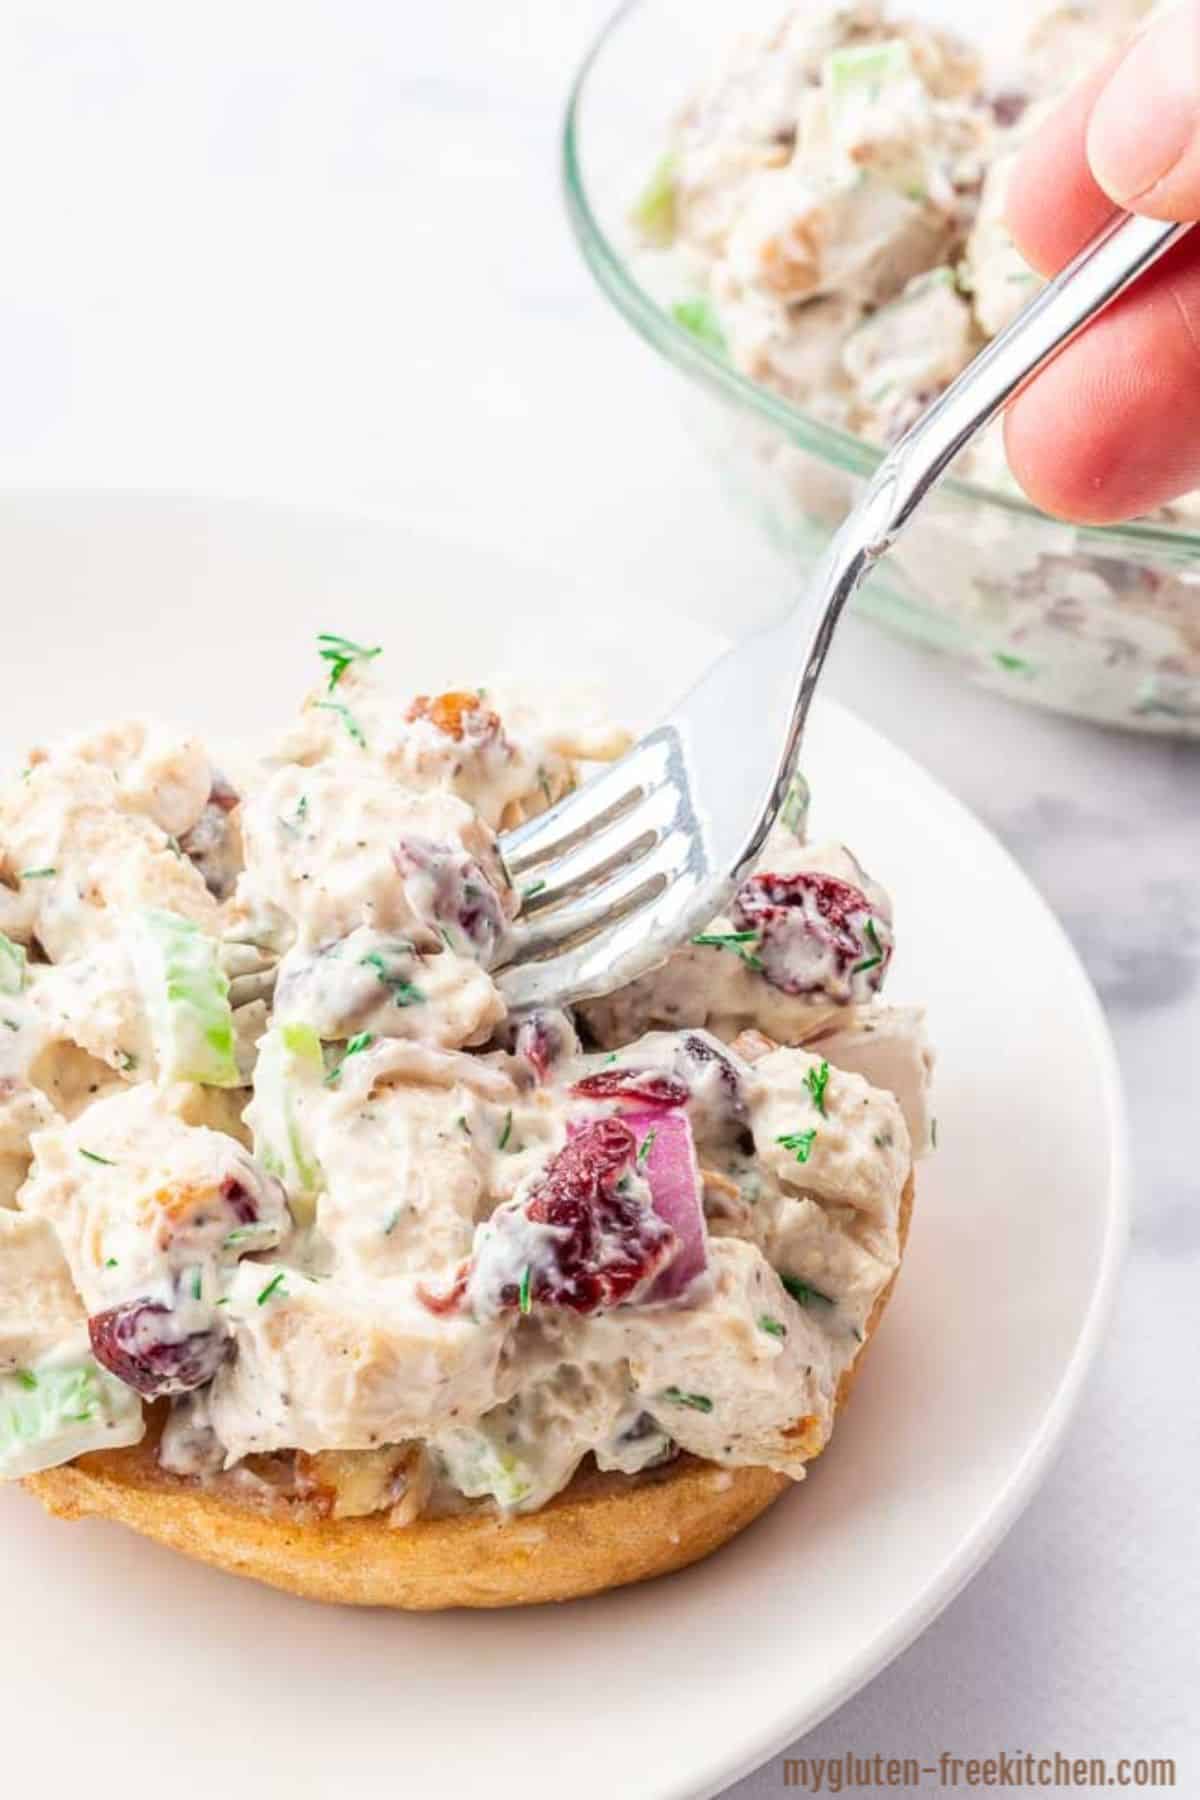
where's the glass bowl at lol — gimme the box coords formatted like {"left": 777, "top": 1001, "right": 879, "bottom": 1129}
{"left": 563, "top": 0, "right": 1200, "bottom": 736}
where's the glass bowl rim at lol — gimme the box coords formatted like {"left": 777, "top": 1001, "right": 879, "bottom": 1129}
{"left": 562, "top": 0, "right": 1200, "bottom": 556}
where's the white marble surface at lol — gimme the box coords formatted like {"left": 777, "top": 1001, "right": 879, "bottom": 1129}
{"left": 0, "top": 1, "right": 1196, "bottom": 1788}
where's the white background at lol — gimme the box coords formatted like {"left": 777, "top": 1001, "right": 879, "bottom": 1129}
{"left": 0, "top": 1, "right": 1195, "bottom": 1791}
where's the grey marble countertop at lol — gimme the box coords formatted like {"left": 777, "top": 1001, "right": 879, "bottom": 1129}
{"left": 0, "top": 0, "right": 1195, "bottom": 1787}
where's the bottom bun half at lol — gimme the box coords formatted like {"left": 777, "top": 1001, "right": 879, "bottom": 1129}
{"left": 25, "top": 1177, "right": 912, "bottom": 1609}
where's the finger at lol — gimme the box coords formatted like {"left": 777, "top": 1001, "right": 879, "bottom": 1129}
{"left": 1006, "top": 58, "right": 1122, "bottom": 277}
{"left": 1004, "top": 234, "right": 1200, "bottom": 522}
{"left": 1087, "top": 1, "right": 1200, "bottom": 217}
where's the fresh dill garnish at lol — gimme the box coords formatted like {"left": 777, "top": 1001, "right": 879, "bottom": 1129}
{"left": 853, "top": 919, "right": 884, "bottom": 975}
{"left": 222, "top": 1224, "right": 272, "bottom": 1249}
{"left": 325, "top": 1032, "right": 375, "bottom": 1084}
{"left": 518, "top": 1264, "right": 533, "bottom": 1316}
{"left": 190, "top": 1268, "right": 203, "bottom": 1300}
{"left": 1, "top": 1019, "right": 18, "bottom": 1032}
{"left": 758, "top": 1314, "right": 787, "bottom": 1340}
{"left": 776, "top": 1128, "right": 816, "bottom": 1164}
{"left": 498, "top": 1109, "right": 513, "bottom": 1151}
{"left": 383, "top": 1207, "right": 402, "bottom": 1236}
{"left": 104, "top": 1257, "right": 118, "bottom": 1269}
{"left": 79, "top": 1148, "right": 116, "bottom": 1167}
{"left": 456, "top": 1114, "right": 471, "bottom": 1135}
{"left": 691, "top": 929, "right": 763, "bottom": 971}
{"left": 317, "top": 633, "right": 382, "bottom": 691}
{"left": 663, "top": 1387, "right": 713, "bottom": 1414}
{"left": 256, "top": 1272, "right": 288, "bottom": 1306}
{"left": 314, "top": 699, "right": 367, "bottom": 748}
{"left": 805, "top": 1060, "right": 830, "bottom": 1116}
{"left": 521, "top": 879, "right": 547, "bottom": 901}
{"left": 14, "top": 1370, "right": 37, "bottom": 1390}
{"left": 780, "top": 1273, "right": 834, "bottom": 1309}
{"left": 636, "top": 1128, "right": 657, "bottom": 1167}
{"left": 19, "top": 867, "right": 56, "bottom": 881}
{"left": 360, "top": 949, "right": 424, "bottom": 1007}
{"left": 115, "top": 1050, "right": 138, "bottom": 1073}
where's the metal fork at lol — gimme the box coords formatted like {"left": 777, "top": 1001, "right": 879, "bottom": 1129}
{"left": 498, "top": 211, "right": 1190, "bottom": 1010}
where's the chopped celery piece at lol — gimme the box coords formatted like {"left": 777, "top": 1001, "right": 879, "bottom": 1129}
{"left": 131, "top": 908, "right": 240, "bottom": 1088}
{"left": 435, "top": 1422, "right": 535, "bottom": 1510}
{"left": 671, "top": 297, "right": 726, "bottom": 355}
{"left": 631, "top": 151, "right": 678, "bottom": 246}
{"left": 0, "top": 932, "right": 26, "bottom": 997}
{"left": 248, "top": 1022, "right": 325, "bottom": 1220}
{"left": 825, "top": 38, "right": 913, "bottom": 106}
{"left": 0, "top": 1358, "right": 143, "bottom": 1480}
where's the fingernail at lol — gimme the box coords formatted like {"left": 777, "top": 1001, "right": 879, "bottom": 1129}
{"left": 1088, "top": 5, "right": 1200, "bottom": 204}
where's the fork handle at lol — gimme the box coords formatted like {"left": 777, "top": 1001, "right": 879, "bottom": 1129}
{"left": 857, "top": 210, "right": 1191, "bottom": 557}
{"left": 777, "top": 209, "right": 1191, "bottom": 810}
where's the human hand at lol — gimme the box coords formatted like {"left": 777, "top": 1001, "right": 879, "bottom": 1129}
{"left": 1004, "top": 2, "right": 1200, "bottom": 522}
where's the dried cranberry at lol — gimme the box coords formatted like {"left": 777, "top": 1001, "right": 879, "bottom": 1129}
{"left": 89, "top": 1300, "right": 231, "bottom": 1398}
{"left": 489, "top": 1118, "right": 675, "bottom": 1315}
{"left": 674, "top": 1031, "right": 747, "bottom": 1123}
{"left": 990, "top": 88, "right": 1028, "bottom": 129}
{"left": 179, "top": 774, "right": 242, "bottom": 901}
{"left": 507, "top": 1008, "right": 577, "bottom": 1084}
{"left": 571, "top": 1067, "right": 690, "bottom": 1109}
{"left": 619, "top": 1411, "right": 662, "bottom": 1444}
{"left": 210, "top": 771, "right": 240, "bottom": 812}
{"left": 162, "top": 1168, "right": 283, "bottom": 1266}
{"left": 394, "top": 834, "right": 505, "bottom": 964}
{"left": 220, "top": 1176, "right": 259, "bottom": 1225}
{"left": 732, "top": 870, "right": 893, "bottom": 1003}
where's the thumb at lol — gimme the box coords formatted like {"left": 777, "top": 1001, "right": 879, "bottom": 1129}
{"left": 1087, "top": 1, "right": 1200, "bottom": 217}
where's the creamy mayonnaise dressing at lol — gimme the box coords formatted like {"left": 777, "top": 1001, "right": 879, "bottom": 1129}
{"left": 0, "top": 645, "right": 932, "bottom": 1520}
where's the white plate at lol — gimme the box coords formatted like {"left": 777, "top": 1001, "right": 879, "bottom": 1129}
{"left": 0, "top": 495, "right": 1127, "bottom": 1800}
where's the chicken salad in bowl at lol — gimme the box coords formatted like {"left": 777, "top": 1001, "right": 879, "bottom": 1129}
{"left": 567, "top": 0, "right": 1200, "bottom": 734}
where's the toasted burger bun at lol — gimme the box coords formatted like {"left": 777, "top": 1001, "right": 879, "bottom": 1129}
{"left": 24, "top": 1178, "right": 912, "bottom": 1609}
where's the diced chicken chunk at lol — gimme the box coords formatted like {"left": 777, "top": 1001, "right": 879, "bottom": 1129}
{"left": 0, "top": 758, "right": 217, "bottom": 960}
{"left": 0, "top": 1209, "right": 84, "bottom": 1371}
{"left": 207, "top": 1268, "right": 506, "bottom": 1462}
{"left": 19, "top": 1082, "right": 289, "bottom": 1312}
